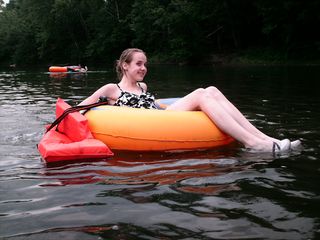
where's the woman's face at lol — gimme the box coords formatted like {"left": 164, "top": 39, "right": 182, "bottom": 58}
{"left": 123, "top": 52, "right": 147, "bottom": 82}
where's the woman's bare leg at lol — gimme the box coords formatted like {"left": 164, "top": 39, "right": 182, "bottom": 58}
{"left": 167, "top": 88, "right": 277, "bottom": 151}
{"left": 205, "top": 86, "right": 279, "bottom": 143}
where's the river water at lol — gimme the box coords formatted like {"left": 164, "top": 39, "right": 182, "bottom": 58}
{"left": 0, "top": 65, "right": 319, "bottom": 239}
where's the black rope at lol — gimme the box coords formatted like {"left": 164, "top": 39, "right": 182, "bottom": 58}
{"left": 46, "top": 99, "right": 108, "bottom": 133}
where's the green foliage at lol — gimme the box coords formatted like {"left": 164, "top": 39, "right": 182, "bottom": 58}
{"left": 0, "top": 0, "right": 319, "bottom": 65}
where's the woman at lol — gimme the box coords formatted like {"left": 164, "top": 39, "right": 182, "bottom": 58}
{"left": 79, "top": 48, "right": 300, "bottom": 153}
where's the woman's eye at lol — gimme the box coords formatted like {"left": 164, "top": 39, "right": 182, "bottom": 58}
{"left": 136, "top": 61, "right": 146, "bottom": 67}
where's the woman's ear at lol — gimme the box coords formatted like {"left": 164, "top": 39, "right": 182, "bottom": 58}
{"left": 122, "top": 62, "right": 128, "bottom": 71}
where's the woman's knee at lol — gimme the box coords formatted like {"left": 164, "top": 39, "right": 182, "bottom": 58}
{"left": 190, "top": 88, "right": 206, "bottom": 97}
{"left": 189, "top": 87, "right": 222, "bottom": 103}
{"left": 205, "top": 86, "right": 222, "bottom": 98}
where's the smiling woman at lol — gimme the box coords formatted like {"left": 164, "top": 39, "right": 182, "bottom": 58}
{"left": 79, "top": 49, "right": 152, "bottom": 108}
{"left": 79, "top": 48, "right": 301, "bottom": 153}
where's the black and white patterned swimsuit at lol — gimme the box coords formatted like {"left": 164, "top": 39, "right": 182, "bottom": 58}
{"left": 113, "top": 83, "right": 158, "bottom": 109}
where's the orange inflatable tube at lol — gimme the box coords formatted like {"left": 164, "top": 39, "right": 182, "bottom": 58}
{"left": 85, "top": 101, "right": 234, "bottom": 151}
{"left": 49, "top": 66, "right": 83, "bottom": 72}
{"left": 49, "top": 66, "right": 69, "bottom": 72}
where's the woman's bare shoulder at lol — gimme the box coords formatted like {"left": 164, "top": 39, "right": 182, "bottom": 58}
{"left": 97, "top": 83, "right": 118, "bottom": 93}
{"left": 138, "top": 82, "right": 148, "bottom": 91}
{"left": 101, "top": 83, "right": 118, "bottom": 90}
{"left": 100, "top": 83, "right": 121, "bottom": 100}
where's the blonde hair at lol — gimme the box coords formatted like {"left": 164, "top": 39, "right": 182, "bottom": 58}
{"left": 115, "top": 48, "right": 146, "bottom": 80}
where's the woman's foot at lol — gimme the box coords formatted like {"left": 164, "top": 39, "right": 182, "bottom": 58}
{"left": 246, "top": 139, "right": 290, "bottom": 153}
{"left": 273, "top": 139, "right": 291, "bottom": 153}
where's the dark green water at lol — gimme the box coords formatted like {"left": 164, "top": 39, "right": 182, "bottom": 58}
{"left": 0, "top": 65, "right": 319, "bottom": 239}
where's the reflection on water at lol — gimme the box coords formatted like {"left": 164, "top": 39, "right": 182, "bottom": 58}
{"left": 42, "top": 149, "right": 240, "bottom": 187}
{"left": 0, "top": 66, "right": 319, "bottom": 239}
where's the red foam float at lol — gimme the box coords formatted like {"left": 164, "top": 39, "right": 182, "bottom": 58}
{"left": 38, "top": 98, "right": 113, "bottom": 163}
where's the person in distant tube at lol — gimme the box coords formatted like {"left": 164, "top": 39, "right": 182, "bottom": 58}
{"left": 79, "top": 48, "right": 301, "bottom": 153}
{"left": 67, "top": 65, "right": 88, "bottom": 73}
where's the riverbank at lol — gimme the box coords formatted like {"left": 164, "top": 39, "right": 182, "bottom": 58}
{"left": 215, "top": 47, "right": 320, "bottom": 66}
{"left": 148, "top": 47, "right": 320, "bottom": 66}
{"left": 2, "top": 48, "right": 320, "bottom": 69}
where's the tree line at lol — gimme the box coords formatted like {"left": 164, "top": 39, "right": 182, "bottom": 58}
{"left": 0, "top": 0, "right": 319, "bottom": 66}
